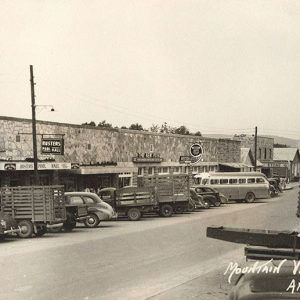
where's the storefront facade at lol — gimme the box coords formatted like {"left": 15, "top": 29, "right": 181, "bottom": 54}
{"left": 0, "top": 116, "right": 241, "bottom": 190}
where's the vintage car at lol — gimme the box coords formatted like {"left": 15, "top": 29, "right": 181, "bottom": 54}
{"left": 229, "top": 260, "right": 300, "bottom": 299}
{"left": 65, "top": 192, "right": 117, "bottom": 228}
{"left": 191, "top": 186, "right": 222, "bottom": 207}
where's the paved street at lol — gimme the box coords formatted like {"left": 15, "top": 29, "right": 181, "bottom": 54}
{"left": 0, "top": 185, "right": 299, "bottom": 300}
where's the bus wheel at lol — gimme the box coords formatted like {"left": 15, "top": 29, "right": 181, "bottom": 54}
{"left": 245, "top": 192, "right": 255, "bottom": 203}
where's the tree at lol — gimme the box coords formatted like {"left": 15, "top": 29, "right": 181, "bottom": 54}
{"left": 129, "top": 123, "right": 144, "bottom": 131}
{"left": 160, "top": 122, "right": 175, "bottom": 134}
{"left": 149, "top": 124, "right": 159, "bottom": 133}
{"left": 82, "top": 121, "right": 96, "bottom": 126}
{"left": 97, "top": 120, "right": 112, "bottom": 128}
{"left": 121, "top": 126, "right": 128, "bottom": 129}
{"left": 194, "top": 131, "right": 202, "bottom": 136}
{"left": 174, "top": 125, "right": 190, "bottom": 135}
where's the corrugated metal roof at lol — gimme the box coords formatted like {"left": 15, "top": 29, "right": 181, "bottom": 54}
{"left": 273, "top": 148, "right": 299, "bottom": 161}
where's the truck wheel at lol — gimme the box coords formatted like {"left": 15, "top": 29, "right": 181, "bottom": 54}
{"left": 84, "top": 214, "right": 100, "bottom": 228}
{"left": 175, "top": 206, "right": 184, "bottom": 214}
{"left": 63, "top": 212, "right": 76, "bottom": 232}
{"left": 245, "top": 192, "right": 255, "bottom": 203}
{"left": 160, "top": 204, "right": 173, "bottom": 217}
{"left": 187, "top": 203, "right": 195, "bottom": 212}
{"left": 214, "top": 200, "right": 221, "bottom": 207}
{"left": 17, "top": 220, "right": 34, "bottom": 238}
{"left": 127, "top": 208, "right": 141, "bottom": 221}
{"left": 35, "top": 227, "right": 47, "bottom": 237}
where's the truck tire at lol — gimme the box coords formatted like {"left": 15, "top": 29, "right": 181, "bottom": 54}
{"left": 245, "top": 192, "right": 255, "bottom": 203}
{"left": 84, "top": 214, "right": 100, "bottom": 228}
{"left": 187, "top": 202, "right": 195, "bottom": 212}
{"left": 214, "top": 200, "right": 221, "bottom": 207}
{"left": 175, "top": 206, "right": 184, "bottom": 214}
{"left": 127, "top": 208, "right": 141, "bottom": 221}
{"left": 160, "top": 204, "right": 173, "bottom": 217}
{"left": 63, "top": 212, "right": 76, "bottom": 232}
{"left": 17, "top": 220, "right": 34, "bottom": 238}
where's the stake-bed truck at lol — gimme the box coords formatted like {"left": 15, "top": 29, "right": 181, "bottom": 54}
{"left": 0, "top": 185, "right": 66, "bottom": 238}
{"left": 138, "top": 174, "right": 192, "bottom": 217}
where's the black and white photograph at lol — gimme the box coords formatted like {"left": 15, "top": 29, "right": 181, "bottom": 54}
{"left": 0, "top": 1, "right": 300, "bottom": 299}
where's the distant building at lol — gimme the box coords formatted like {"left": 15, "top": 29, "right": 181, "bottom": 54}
{"left": 273, "top": 148, "right": 300, "bottom": 181}
{"left": 233, "top": 134, "right": 274, "bottom": 177}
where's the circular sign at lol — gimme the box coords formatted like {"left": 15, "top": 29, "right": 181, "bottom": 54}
{"left": 190, "top": 143, "right": 203, "bottom": 158}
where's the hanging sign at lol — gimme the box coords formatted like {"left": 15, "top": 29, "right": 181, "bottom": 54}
{"left": 41, "top": 138, "right": 64, "bottom": 155}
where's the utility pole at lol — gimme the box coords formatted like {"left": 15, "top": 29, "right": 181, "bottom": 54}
{"left": 30, "top": 65, "right": 39, "bottom": 185}
{"left": 254, "top": 126, "right": 257, "bottom": 171}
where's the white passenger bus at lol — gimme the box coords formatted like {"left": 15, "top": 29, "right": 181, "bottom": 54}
{"left": 193, "top": 172, "right": 270, "bottom": 203}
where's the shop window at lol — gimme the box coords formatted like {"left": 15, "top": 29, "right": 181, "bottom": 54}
{"left": 148, "top": 167, "right": 154, "bottom": 175}
{"left": 174, "top": 167, "right": 180, "bottom": 174}
{"left": 138, "top": 168, "right": 144, "bottom": 176}
{"left": 118, "top": 177, "right": 132, "bottom": 188}
{"left": 158, "top": 167, "right": 169, "bottom": 174}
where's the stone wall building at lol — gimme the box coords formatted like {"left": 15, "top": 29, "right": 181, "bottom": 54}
{"left": 0, "top": 116, "right": 241, "bottom": 190}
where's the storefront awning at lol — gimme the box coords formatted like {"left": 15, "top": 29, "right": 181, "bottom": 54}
{"left": 68, "top": 166, "right": 138, "bottom": 175}
{"left": 219, "top": 162, "right": 249, "bottom": 169}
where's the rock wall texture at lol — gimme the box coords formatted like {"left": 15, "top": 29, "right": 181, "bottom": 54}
{"left": 0, "top": 116, "right": 241, "bottom": 164}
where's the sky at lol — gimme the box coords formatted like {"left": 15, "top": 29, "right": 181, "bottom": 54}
{"left": 0, "top": 0, "right": 299, "bottom": 139}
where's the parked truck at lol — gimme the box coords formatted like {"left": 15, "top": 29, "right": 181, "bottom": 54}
{"left": 98, "top": 186, "right": 157, "bottom": 221}
{"left": 138, "top": 174, "right": 191, "bottom": 217}
{"left": 0, "top": 185, "right": 67, "bottom": 238}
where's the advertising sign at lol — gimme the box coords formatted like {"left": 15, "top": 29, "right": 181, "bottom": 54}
{"left": 41, "top": 138, "right": 64, "bottom": 155}
{"left": 0, "top": 162, "right": 71, "bottom": 171}
{"left": 190, "top": 143, "right": 203, "bottom": 158}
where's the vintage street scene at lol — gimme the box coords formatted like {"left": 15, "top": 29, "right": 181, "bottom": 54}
{"left": 0, "top": 1, "right": 299, "bottom": 300}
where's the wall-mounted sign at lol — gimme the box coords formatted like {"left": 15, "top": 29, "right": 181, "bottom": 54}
{"left": 190, "top": 143, "right": 203, "bottom": 158}
{"left": 179, "top": 156, "right": 202, "bottom": 164}
{"left": 41, "top": 138, "right": 64, "bottom": 155}
{"left": 132, "top": 153, "right": 163, "bottom": 163}
{"left": 0, "top": 162, "right": 71, "bottom": 171}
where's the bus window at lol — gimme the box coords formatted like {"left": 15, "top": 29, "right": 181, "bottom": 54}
{"left": 220, "top": 179, "right": 229, "bottom": 184}
{"left": 256, "top": 178, "right": 265, "bottom": 183}
{"left": 239, "top": 178, "right": 246, "bottom": 184}
{"left": 193, "top": 177, "right": 201, "bottom": 185}
{"left": 202, "top": 179, "right": 209, "bottom": 185}
{"left": 247, "top": 178, "right": 256, "bottom": 184}
{"left": 229, "top": 179, "right": 238, "bottom": 184}
{"left": 210, "top": 179, "right": 219, "bottom": 185}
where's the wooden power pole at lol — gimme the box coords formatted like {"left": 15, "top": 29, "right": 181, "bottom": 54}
{"left": 30, "top": 65, "right": 39, "bottom": 184}
{"left": 254, "top": 126, "right": 257, "bottom": 171}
